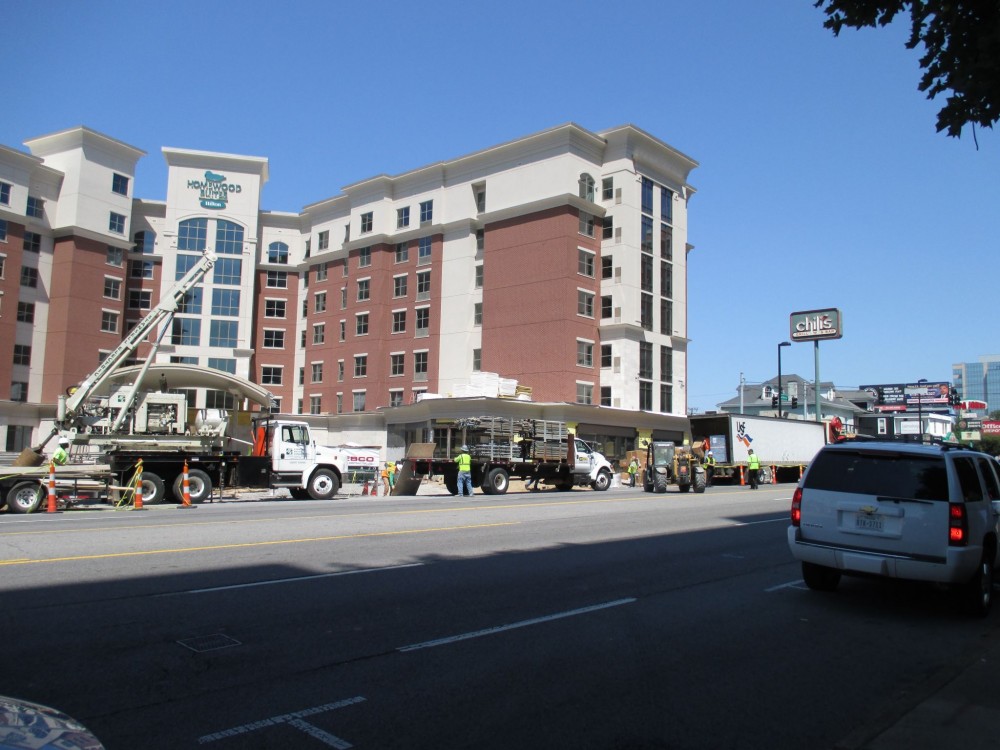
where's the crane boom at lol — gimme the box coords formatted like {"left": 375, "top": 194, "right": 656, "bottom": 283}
{"left": 57, "top": 250, "right": 217, "bottom": 426}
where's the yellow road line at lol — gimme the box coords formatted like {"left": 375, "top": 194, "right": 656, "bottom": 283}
{"left": 0, "top": 521, "right": 519, "bottom": 566}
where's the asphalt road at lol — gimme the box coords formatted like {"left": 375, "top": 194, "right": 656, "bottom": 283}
{"left": 2, "top": 483, "right": 998, "bottom": 749}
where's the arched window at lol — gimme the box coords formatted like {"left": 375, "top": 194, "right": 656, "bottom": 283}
{"left": 268, "top": 241, "right": 289, "bottom": 264}
{"left": 216, "top": 219, "right": 244, "bottom": 255}
{"left": 178, "top": 218, "right": 207, "bottom": 252}
{"left": 579, "top": 173, "right": 595, "bottom": 202}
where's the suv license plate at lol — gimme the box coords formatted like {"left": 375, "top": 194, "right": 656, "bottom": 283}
{"left": 855, "top": 515, "right": 885, "bottom": 532}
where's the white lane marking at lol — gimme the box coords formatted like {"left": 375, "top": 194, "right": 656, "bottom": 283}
{"left": 398, "top": 598, "right": 637, "bottom": 653}
{"left": 287, "top": 719, "right": 354, "bottom": 749}
{"left": 766, "top": 579, "right": 807, "bottom": 592}
{"left": 165, "top": 563, "right": 423, "bottom": 595}
{"left": 198, "top": 696, "right": 365, "bottom": 745}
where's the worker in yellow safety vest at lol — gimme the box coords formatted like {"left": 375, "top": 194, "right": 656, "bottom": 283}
{"left": 455, "top": 445, "right": 474, "bottom": 497}
{"left": 746, "top": 448, "right": 761, "bottom": 490}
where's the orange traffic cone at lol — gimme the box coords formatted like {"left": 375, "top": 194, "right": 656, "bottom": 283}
{"left": 739, "top": 466, "right": 745, "bottom": 486}
{"left": 362, "top": 480, "right": 369, "bottom": 496}
{"left": 133, "top": 460, "right": 146, "bottom": 511}
{"left": 771, "top": 465, "right": 777, "bottom": 485}
{"left": 178, "top": 460, "right": 194, "bottom": 509}
{"left": 47, "top": 461, "right": 58, "bottom": 513}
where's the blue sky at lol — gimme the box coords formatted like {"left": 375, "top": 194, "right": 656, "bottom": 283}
{"left": 4, "top": 0, "right": 997, "bottom": 412}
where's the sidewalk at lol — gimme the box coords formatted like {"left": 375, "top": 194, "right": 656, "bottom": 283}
{"left": 837, "top": 633, "right": 1000, "bottom": 750}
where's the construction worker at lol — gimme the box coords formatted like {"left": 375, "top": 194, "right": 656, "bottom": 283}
{"left": 627, "top": 456, "right": 640, "bottom": 488}
{"left": 703, "top": 450, "right": 716, "bottom": 487}
{"left": 52, "top": 437, "right": 71, "bottom": 466}
{"left": 454, "top": 444, "right": 473, "bottom": 497}
{"left": 746, "top": 448, "right": 761, "bottom": 490}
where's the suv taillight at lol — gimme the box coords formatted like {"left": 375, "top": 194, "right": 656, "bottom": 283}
{"left": 791, "top": 487, "right": 802, "bottom": 527}
{"left": 948, "top": 502, "right": 968, "bottom": 546}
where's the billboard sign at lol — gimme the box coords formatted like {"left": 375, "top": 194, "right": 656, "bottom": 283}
{"left": 790, "top": 308, "right": 843, "bottom": 342}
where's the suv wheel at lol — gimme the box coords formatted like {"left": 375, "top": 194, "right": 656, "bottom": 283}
{"left": 802, "top": 562, "right": 841, "bottom": 592}
{"left": 962, "top": 556, "right": 993, "bottom": 618}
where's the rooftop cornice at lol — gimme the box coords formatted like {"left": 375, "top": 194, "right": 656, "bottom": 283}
{"left": 25, "top": 126, "right": 146, "bottom": 161}
{"left": 162, "top": 146, "right": 269, "bottom": 183}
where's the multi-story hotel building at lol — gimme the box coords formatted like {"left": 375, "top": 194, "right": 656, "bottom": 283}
{"left": 0, "top": 123, "right": 697, "bottom": 452}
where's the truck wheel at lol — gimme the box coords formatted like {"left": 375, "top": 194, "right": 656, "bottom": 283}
{"left": 6, "top": 481, "right": 44, "bottom": 513}
{"left": 802, "top": 562, "right": 841, "bottom": 592}
{"left": 678, "top": 482, "right": 691, "bottom": 493}
{"left": 139, "top": 472, "right": 167, "bottom": 505}
{"left": 961, "top": 554, "right": 993, "bottom": 617}
{"left": 172, "top": 469, "right": 212, "bottom": 504}
{"left": 307, "top": 469, "right": 340, "bottom": 500}
{"left": 654, "top": 474, "right": 668, "bottom": 493}
{"left": 591, "top": 469, "right": 611, "bottom": 492}
{"left": 693, "top": 472, "right": 707, "bottom": 494}
{"left": 485, "top": 468, "right": 509, "bottom": 495}
{"left": 444, "top": 475, "right": 459, "bottom": 495}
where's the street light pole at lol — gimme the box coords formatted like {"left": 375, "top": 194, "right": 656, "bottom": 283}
{"left": 778, "top": 341, "right": 791, "bottom": 419}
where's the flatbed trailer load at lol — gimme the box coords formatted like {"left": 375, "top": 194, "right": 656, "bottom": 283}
{"left": 396, "top": 416, "right": 614, "bottom": 495}
{"left": 0, "top": 464, "right": 115, "bottom": 513}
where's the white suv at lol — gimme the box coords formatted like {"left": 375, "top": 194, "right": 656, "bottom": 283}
{"left": 787, "top": 440, "right": 1000, "bottom": 616}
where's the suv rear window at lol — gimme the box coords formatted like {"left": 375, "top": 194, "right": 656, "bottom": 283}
{"left": 804, "top": 449, "right": 948, "bottom": 500}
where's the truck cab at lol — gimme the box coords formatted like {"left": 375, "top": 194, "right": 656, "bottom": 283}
{"left": 248, "top": 418, "right": 344, "bottom": 500}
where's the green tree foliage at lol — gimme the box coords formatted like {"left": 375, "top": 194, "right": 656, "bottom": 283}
{"left": 814, "top": 0, "right": 1000, "bottom": 136}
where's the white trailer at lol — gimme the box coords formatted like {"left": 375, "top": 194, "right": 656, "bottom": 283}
{"left": 690, "top": 414, "right": 827, "bottom": 484}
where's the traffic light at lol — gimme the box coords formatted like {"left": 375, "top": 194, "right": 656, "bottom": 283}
{"left": 771, "top": 396, "right": 778, "bottom": 408}
{"left": 791, "top": 397, "right": 798, "bottom": 408}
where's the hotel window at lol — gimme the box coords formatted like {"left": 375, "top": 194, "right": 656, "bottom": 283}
{"left": 128, "top": 289, "right": 151, "bottom": 314}
{"left": 310, "top": 395, "right": 321, "bottom": 415}
{"left": 419, "top": 199, "right": 433, "bottom": 224}
{"left": 475, "top": 264, "right": 483, "bottom": 288}
{"left": 17, "top": 301, "right": 34, "bottom": 323}
{"left": 216, "top": 220, "right": 243, "bottom": 255}
{"left": 578, "top": 249, "right": 595, "bottom": 277}
{"left": 339, "top": 320, "right": 346, "bottom": 341}
{"left": 393, "top": 275, "right": 407, "bottom": 298}
{"left": 265, "top": 299, "right": 286, "bottom": 318}
{"left": 417, "top": 236, "right": 432, "bottom": 265}
{"left": 576, "top": 383, "right": 593, "bottom": 405}
{"left": 209, "top": 320, "right": 238, "bottom": 347}
{"left": 262, "top": 329, "right": 285, "bottom": 349}
{"left": 389, "top": 390, "right": 404, "bottom": 407}
{"left": 395, "top": 242, "right": 408, "bottom": 263}
{"left": 601, "top": 295, "right": 612, "bottom": 319}
{"left": 392, "top": 310, "right": 406, "bottom": 333}
{"left": 416, "top": 307, "right": 429, "bottom": 336}
{"left": 312, "top": 363, "right": 324, "bottom": 383}
{"left": 641, "top": 293, "right": 653, "bottom": 331}
{"left": 338, "top": 360, "right": 345, "bottom": 381}
{"left": 176, "top": 253, "right": 200, "bottom": 280}
{"left": 132, "top": 260, "right": 154, "bottom": 279}
{"left": 660, "top": 225, "right": 673, "bottom": 260}
{"left": 474, "top": 183, "right": 486, "bottom": 213}
{"left": 641, "top": 254, "right": 653, "bottom": 292}
{"left": 0, "top": 219, "right": 7, "bottom": 242}
{"left": 660, "top": 300, "right": 673, "bottom": 336}
{"left": 577, "top": 340, "right": 594, "bottom": 367}
{"left": 314, "top": 292, "right": 327, "bottom": 313}
{"left": 300, "top": 329, "right": 307, "bottom": 348}
{"left": 660, "top": 384, "right": 673, "bottom": 413}
{"left": 344, "top": 224, "right": 351, "bottom": 243}
{"left": 601, "top": 344, "right": 612, "bottom": 368}
{"left": 416, "top": 270, "right": 431, "bottom": 300}
{"left": 397, "top": 207, "right": 410, "bottom": 228}
{"left": 602, "top": 215, "right": 613, "bottom": 241}
{"left": 340, "top": 287, "right": 347, "bottom": 309}
{"left": 577, "top": 290, "right": 594, "bottom": 317}
{"left": 354, "top": 355, "right": 368, "bottom": 377}
{"left": 23, "top": 232, "right": 41, "bottom": 253}
{"left": 473, "top": 349, "right": 481, "bottom": 372}
{"left": 107, "top": 246, "right": 124, "bottom": 266}
{"left": 313, "top": 323, "right": 325, "bottom": 345}
{"left": 266, "top": 270, "right": 288, "bottom": 288}
{"left": 660, "top": 345, "right": 673, "bottom": 382}
{"left": 109, "top": 212, "right": 126, "bottom": 234}
{"left": 660, "top": 262, "right": 673, "bottom": 298}
{"left": 578, "top": 173, "right": 595, "bottom": 202}
{"left": 414, "top": 351, "right": 428, "bottom": 381}
{"left": 179, "top": 218, "right": 207, "bottom": 252}
{"left": 602, "top": 177, "right": 613, "bottom": 201}
{"left": 358, "top": 246, "right": 371, "bottom": 267}
{"left": 104, "top": 277, "right": 121, "bottom": 300}
{"left": 268, "top": 242, "right": 289, "bottom": 264}
{"left": 639, "top": 342, "right": 653, "bottom": 379}
{"left": 661, "top": 187, "right": 674, "bottom": 224}
{"left": 318, "top": 230, "right": 329, "bottom": 250}
{"left": 214, "top": 258, "right": 242, "bottom": 285}
{"left": 357, "top": 278, "right": 370, "bottom": 301}
{"left": 641, "top": 216, "right": 653, "bottom": 254}
{"left": 208, "top": 358, "right": 236, "bottom": 375}
{"left": 304, "top": 239, "right": 311, "bottom": 258}
{"left": 20, "top": 266, "right": 38, "bottom": 288}
{"left": 353, "top": 391, "right": 366, "bottom": 413}
{"left": 578, "top": 211, "right": 595, "bottom": 237}
{"left": 261, "top": 366, "right": 282, "bottom": 386}
{"left": 641, "top": 177, "right": 653, "bottom": 214}
{"left": 13, "top": 345, "right": 31, "bottom": 366}
{"left": 356, "top": 313, "right": 369, "bottom": 336}
{"left": 360, "top": 212, "right": 373, "bottom": 234}
{"left": 100, "top": 310, "right": 119, "bottom": 333}
{"left": 212, "top": 289, "right": 241, "bottom": 316}
{"left": 112, "top": 173, "right": 129, "bottom": 196}
{"left": 601, "top": 386, "right": 612, "bottom": 407}
{"left": 474, "top": 303, "right": 482, "bottom": 326}
{"left": 476, "top": 229, "right": 484, "bottom": 252}
{"left": 133, "top": 230, "right": 155, "bottom": 254}
{"left": 177, "top": 289, "right": 201, "bottom": 314}
{"left": 390, "top": 353, "right": 404, "bottom": 376}
{"left": 639, "top": 381, "right": 653, "bottom": 411}
{"left": 602, "top": 256, "right": 613, "bottom": 279}
{"left": 0, "top": 255, "right": 5, "bottom": 278}
{"left": 0, "top": 181, "right": 10, "bottom": 205}
{"left": 10, "top": 382, "right": 28, "bottom": 403}
{"left": 316, "top": 262, "right": 328, "bottom": 281}
{"left": 26, "top": 196, "right": 44, "bottom": 219}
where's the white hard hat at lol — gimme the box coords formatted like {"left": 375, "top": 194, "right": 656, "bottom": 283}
{"left": 460, "top": 445, "right": 469, "bottom": 451}
{"left": 707, "top": 450, "right": 713, "bottom": 455}
{"left": 58, "top": 437, "right": 70, "bottom": 446}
